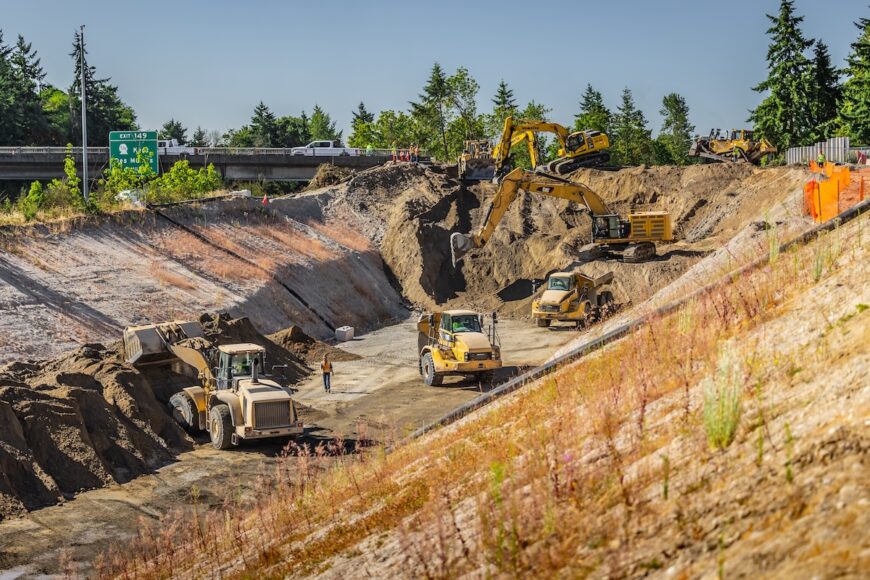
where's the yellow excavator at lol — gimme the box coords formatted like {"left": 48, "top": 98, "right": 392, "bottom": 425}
{"left": 450, "top": 167, "right": 673, "bottom": 265}
{"left": 459, "top": 116, "right": 611, "bottom": 181}
{"left": 494, "top": 116, "right": 610, "bottom": 176}
{"left": 688, "top": 129, "right": 776, "bottom": 164}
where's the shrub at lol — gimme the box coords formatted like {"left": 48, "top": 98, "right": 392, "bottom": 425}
{"left": 148, "top": 161, "right": 222, "bottom": 203}
{"left": 18, "top": 181, "right": 44, "bottom": 221}
{"left": 702, "top": 347, "right": 743, "bottom": 450}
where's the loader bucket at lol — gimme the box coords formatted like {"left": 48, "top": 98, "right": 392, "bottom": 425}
{"left": 123, "top": 320, "right": 205, "bottom": 365}
{"left": 450, "top": 232, "right": 475, "bottom": 267}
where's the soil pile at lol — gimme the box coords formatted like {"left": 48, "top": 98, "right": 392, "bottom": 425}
{"left": 320, "top": 162, "right": 808, "bottom": 317}
{"left": 305, "top": 163, "right": 356, "bottom": 190}
{"left": 0, "top": 313, "right": 315, "bottom": 521}
{"left": 267, "top": 325, "right": 361, "bottom": 364}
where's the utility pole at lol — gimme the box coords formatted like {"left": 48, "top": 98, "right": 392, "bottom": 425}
{"left": 80, "top": 25, "right": 88, "bottom": 205}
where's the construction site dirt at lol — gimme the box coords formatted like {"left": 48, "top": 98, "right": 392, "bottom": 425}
{"left": 0, "top": 161, "right": 818, "bottom": 576}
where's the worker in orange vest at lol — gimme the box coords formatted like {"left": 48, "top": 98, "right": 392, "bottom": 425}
{"left": 321, "top": 354, "right": 333, "bottom": 393}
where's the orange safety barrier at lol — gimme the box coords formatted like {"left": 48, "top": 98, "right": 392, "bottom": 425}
{"left": 818, "top": 178, "right": 841, "bottom": 222}
{"left": 804, "top": 181, "right": 820, "bottom": 220}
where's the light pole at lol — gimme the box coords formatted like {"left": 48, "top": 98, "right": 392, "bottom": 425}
{"left": 80, "top": 25, "right": 88, "bottom": 205}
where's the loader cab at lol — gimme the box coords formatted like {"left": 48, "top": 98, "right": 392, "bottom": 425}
{"left": 216, "top": 345, "right": 266, "bottom": 389}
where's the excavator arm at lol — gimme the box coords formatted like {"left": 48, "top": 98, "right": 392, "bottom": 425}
{"left": 491, "top": 116, "right": 570, "bottom": 176}
{"left": 450, "top": 168, "right": 615, "bottom": 265}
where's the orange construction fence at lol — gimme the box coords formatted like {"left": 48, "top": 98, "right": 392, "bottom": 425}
{"left": 804, "top": 163, "right": 856, "bottom": 223}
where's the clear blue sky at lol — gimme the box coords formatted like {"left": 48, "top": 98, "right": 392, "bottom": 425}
{"left": 3, "top": 0, "right": 865, "bottom": 140}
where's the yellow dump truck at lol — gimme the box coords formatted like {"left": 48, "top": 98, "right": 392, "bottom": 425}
{"left": 123, "top": 320, "right": 303, "bottom": 450}
{"left": 416, "top": 310, "right": 502, "bottom": 386}
{"left": 532, "top": 271, "right": 614, "bottom": 328}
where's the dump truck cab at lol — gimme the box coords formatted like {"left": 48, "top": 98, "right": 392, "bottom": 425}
{"left": 123, "top": 321, "right": 303, "bottom": 450}
{"left": 417, "top": 310, "right": 502, "bottom": 386}
{"left": 532, "top": 271, "right": 614, "bottom": 328}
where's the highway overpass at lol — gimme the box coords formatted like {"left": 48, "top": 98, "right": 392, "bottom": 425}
{"left": 0, "top": 147, "right": 395, "bottom": 182}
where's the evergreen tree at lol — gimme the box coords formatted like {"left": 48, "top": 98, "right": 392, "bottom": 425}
{"left": 611, "top": 87, "right": 654, "bottom": 165}
{"left": 160, "top": 118, "right": 187, "bottom": 142}
{"left": 10, "top": 35, "right": 49, "bottom": 144}
{"left": 807, "top": 40, "right": 842, "bottom": 141}
{"left": 0, "top": 31, "right": 23, "bottom": 144}
{"left": 749, "top": 0, "right": 814, "bottom": 150}
{"left": 837, "top": 15, "right": 870, "bottom": 143}
{"left": 486, "top": 79, "right": 518, "bottom": 139}
{"left": 411, "top": 63, "right": 450, "bottom": 159}
{"left": 309, "top": 104, "right": 341, "bottom": 141}
{"left": 349, "top": 102, "right": 375, "bottom": 148}
{"left": 656, "top": 93, "right": 694, "bottom": 165}
{"left": 68, "top": 30, "right": 137, "bottom": 146}
{"left": 189, "top": 126, "right": 208, "bottom": 147}
{"left": 250, "top": 101, "right": 277, "bottom": 147}
{"left": 574, "top": 84, "right": 611, "bottom": 135}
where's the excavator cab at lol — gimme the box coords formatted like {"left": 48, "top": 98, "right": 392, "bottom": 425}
{"left": 593, "top": 215, "right": 629, "bottom": 241}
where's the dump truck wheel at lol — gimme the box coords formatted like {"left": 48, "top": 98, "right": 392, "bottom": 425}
{"left": 422, "top": 353, "right": 442, "bottom": 386}
{"left": 169, "top": 393, "right": 201, "bottom": 434}
{"left": 209, "top": 405, "right": 233, "bottom": 450}
{"left": 536, "top": 318, "right": 551, "bottom": 328}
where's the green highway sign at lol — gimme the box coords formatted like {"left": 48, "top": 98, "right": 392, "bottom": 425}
{"left": 109, "top": 130, "right": 159, "bottom": 174}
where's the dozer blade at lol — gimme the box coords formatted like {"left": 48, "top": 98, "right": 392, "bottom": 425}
{"left": 450, "top": 232, "right": 475, "bottom": 267}
{"left": 461, "top": 161, "right": 496, "bottom": 182}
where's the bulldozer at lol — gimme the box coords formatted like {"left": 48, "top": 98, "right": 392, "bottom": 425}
{"left": 459, "top": 116, "right": 611, "bottom": 181}
{"left": 688, "top": 129, "right": 776, "bottom": 164}
{"left": 417, "top": 310, "right": 502, "bottom": 386}
{"left": 123, "top": 320, "right": 303, "bottom": 450}
{"left": 450, "top": 167, "right": 673, "bottom": 266}
{"left": 532, "top": 270, "right": 614, "bottom": 328}
{"left": 458, "top": 140, "right": 496, "bottom": 181}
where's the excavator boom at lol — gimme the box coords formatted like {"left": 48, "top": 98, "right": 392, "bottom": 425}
{"left": 450, "top": 168, "right": 671, "bottom": 266}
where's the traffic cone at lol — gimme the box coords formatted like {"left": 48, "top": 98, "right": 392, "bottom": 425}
{"left": 262, "top": 194, "right": 269, "bottom": 205}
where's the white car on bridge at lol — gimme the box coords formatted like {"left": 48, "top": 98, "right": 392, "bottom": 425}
{"left": 291, "top": 140, "right": 358, "bottom": 156}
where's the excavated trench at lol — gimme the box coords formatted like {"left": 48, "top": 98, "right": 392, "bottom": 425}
{"left": 0, "top": 161, "right": 811, "bottom": 525}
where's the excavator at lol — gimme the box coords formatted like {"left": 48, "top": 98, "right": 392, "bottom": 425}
{"left": 688, "top": 128, "right": 776, "bottom": 164}
{"left": 123, "top": 320, "right": 303, "bottom": 450}
{"left": 450, "top": 167, "right": 673, "bottom": 265}
{"left": 458, "top": 116, "right": 611, "bottom": 181}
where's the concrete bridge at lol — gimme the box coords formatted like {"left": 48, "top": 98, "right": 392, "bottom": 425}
{"left": 0, "top": 147, "right": 395, "bottom": 182}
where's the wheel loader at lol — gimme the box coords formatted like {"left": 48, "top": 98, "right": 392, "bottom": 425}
{"left": 451, "top": 167, "right": 673, "bottom": 266}
{"left": 688, "top": 128, "right": 776, "bottom": 164}
{"left": 532, "top": 270, "right": 614, "bottom": 328}
{"left": 123, "top": 320, "right": 303, "bottom": 450}
{"left": 416, "top": 310, "right": 502, "bottom": 386}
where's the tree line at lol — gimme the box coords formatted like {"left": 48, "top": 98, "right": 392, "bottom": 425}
{"left": 0, "top": 0, "right": 866, "bottom": 160}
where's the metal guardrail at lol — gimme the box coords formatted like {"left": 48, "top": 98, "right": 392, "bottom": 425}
{"left": 0, "top": 147, "right": 109, "bottom": 155}
{"left": 407, "top": 197, "right": 870, "bottom": 442}
{"left": 0, "top": 146, "right": 400, "bottom": 157}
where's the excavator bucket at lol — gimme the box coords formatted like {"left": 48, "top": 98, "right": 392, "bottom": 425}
{"left": 123, "top": 320, "right": 205, "bottom": 365}
{"left": 450, "top": 232, "right": 475, "bottom": 267}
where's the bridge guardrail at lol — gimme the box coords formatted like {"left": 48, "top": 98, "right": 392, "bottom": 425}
{"left": 0, "top": 146, "right": 401, "bottom": 157}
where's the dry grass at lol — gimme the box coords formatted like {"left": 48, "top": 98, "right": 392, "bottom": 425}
{"left": 98, "top": 214, "right": 868, "bottom": 579}
{"left": 304, "top": 217, "right": 373, "bottom": 253}
{"left": 154, "top": 230, "right": 270, "bottom": 283}
{"left": 148, "top": 260, "right": 197, "bottom": 290}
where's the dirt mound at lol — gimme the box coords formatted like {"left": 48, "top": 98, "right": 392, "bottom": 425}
{"left": 267, "top": 325, "right": 361, "bottom": 364}
{"left": 305, "top": 163, "right": 356, "bottom": 190}
{"left": 0, "top": 313, "right": 312, "bottom": 521}
{"left": 320, "top": 163, "right": 807, "bottom": 318}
